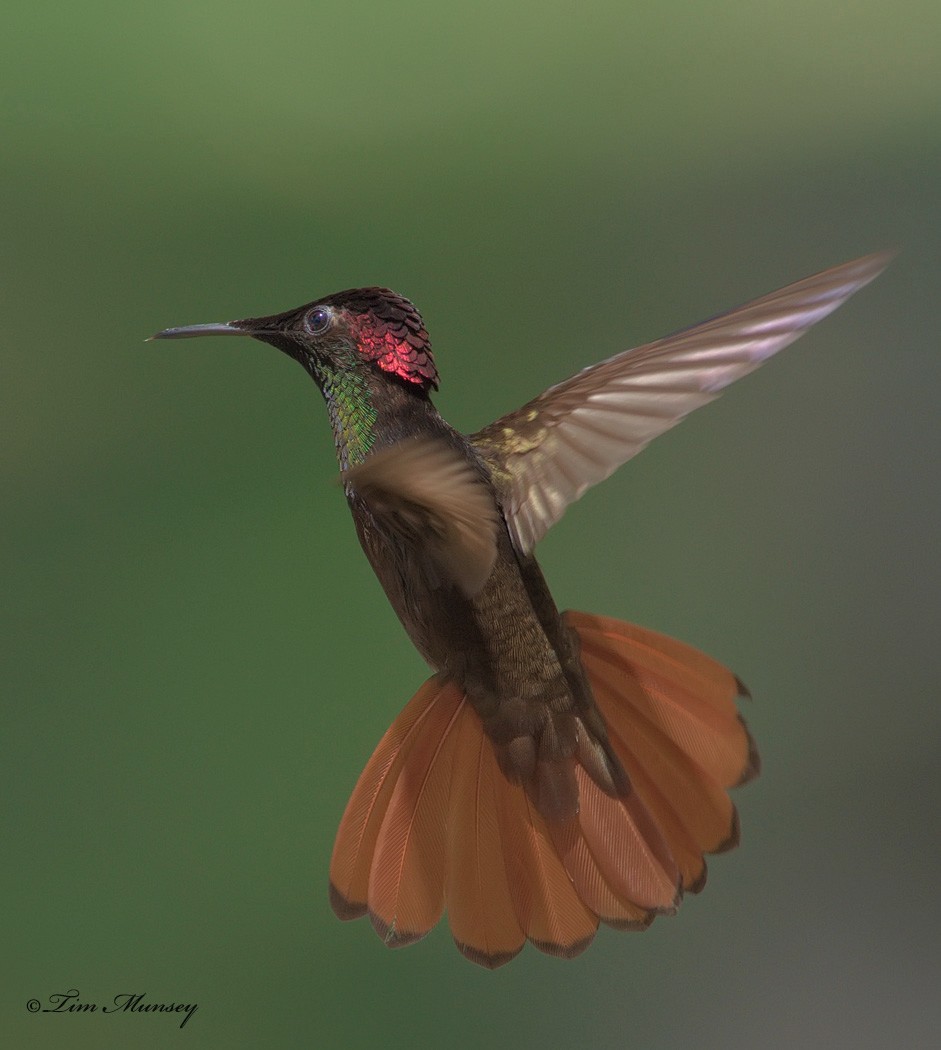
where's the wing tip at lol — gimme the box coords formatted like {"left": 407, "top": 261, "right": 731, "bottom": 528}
{"left": 847, "top": 248, "right": 897, "bottom": 281}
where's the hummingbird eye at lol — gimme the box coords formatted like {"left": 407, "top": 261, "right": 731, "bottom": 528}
{"left": 304, "top": 306, "right": 333, "bottom": 335}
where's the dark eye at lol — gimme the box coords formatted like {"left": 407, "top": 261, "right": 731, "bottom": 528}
{"left": 305, "top": 307, "right": 332, "bottom": 335}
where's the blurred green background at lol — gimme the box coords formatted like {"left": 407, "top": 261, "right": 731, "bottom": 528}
{"left": 4, "top": 1, "right": 939, "bottom": 1047}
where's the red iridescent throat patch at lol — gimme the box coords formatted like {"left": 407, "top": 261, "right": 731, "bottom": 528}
{"left": 335, "top": 289, "right": 439, "bottom": 391}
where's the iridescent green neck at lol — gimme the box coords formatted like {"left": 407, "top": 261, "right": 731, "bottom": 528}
{"left": 315, "top": 362, "right": 378, "bottom": 470}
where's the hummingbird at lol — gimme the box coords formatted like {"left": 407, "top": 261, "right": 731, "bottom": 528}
{"left": 152, "top": 251, "right": 889, "bottom": 967}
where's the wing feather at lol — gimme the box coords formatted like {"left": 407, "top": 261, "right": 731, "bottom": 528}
{"left": 343, "top": 437, "right": 499, "bottom": 596}
{"left": 473, "top": 252, "right": 891, "bottom": 553}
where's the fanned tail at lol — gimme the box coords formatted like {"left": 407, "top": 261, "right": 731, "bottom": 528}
{"left": 329, "top": 611, "right": 758, "bottom": 967}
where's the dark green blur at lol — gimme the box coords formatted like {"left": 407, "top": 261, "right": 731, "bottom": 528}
{"left": 4, "top": 2, "right": 939, "bottom": 1048}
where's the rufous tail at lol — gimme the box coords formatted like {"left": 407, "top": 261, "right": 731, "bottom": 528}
{"left": 328, "top": 610, "right": 759, "bottom": 968}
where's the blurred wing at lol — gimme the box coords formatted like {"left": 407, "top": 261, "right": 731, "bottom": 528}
{"left": 473, "top": 252, "right": 891, "bottom": 555}
{"left": 343, "top": 437, "right": 500, "bottom": 597}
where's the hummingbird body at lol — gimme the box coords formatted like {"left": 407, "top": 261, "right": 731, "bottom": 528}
{"left": 153, "top": 252, "right": 890, "bottom": 966}
{"left": 251, "top": 290, "right": 620, "bottom": 817}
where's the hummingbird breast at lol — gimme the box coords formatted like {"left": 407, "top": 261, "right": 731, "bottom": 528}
{"left": 351, "top": 489, "right": 572, "bottom": 720}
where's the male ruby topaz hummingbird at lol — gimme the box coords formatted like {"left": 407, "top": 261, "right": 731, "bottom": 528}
{"left": 152, "top": 251, "right": 889, "bottom": 967}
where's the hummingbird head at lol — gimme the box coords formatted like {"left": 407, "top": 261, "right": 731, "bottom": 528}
{"left": 152, "top": 287, "right": 439, "bottom": 393}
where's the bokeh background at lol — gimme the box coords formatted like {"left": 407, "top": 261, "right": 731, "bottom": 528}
{"left": 4, "top": 2, "right": 939, "bottom": 1047}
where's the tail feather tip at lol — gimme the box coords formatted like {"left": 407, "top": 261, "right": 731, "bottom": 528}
{"left": 737, "top": 718, "right": 762, "bottom": 785}
{"left": 687, "top": 861, "right": 708, "bottom": 895}
{"left": 714, "top": 806, "right": 742, "bottom": 854}
{"left": 604, "top": 913, "right": 655, "bottom": 932}
{"left": 369, "top": 910, "right": 431, "bottom": 949}
{"left": 329, "top": 882, "right": 366, "bottom": 922}
{"left": 529, "top": 932, "right": 597, "bottom": 960}
{"left": 454, "top": 940, "right": 524, "bottom": 970}
{"left": 735, "top": 674, "right": 752, "bottom": 700}
{"left": 652, "top": 887, "right": 683, "bottom": 918}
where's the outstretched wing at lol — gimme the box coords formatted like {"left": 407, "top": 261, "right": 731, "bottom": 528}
{"left": 473, "top": 252, "right": 891, "bottom": 555}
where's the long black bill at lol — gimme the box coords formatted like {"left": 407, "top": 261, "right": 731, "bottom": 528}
{"left": 147, "top": 322, "right": 249, "bottom": 341}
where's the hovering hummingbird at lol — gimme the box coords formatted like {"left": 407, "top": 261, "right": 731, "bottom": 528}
{"left": 152, "top": 251, "right": 889, "bottom": 967}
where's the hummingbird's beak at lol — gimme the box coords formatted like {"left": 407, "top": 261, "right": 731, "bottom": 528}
{"left": 147, "top": 321, "right": 251, "bottom": 342}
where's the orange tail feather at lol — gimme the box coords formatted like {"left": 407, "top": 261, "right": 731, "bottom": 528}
{"left": 328, "top": 675, "right": 461, "bottom": 925}
{"left": 570, "top": 612, "right": 759, "bottom": 787}
{"left": 569, "top": 611, "right": 757, "bottom": 892}
{"left": 366, "top": 682, "right": 463, "bottom": 945}
{"left": 329, "top": 611, "right": 758, "bottom": 967}
{"left": 498, "top": 775, "right": 599, "bottom": 958}
{"left": 445, "top": 706, "right": 526, "bottom": 966}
